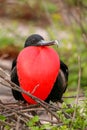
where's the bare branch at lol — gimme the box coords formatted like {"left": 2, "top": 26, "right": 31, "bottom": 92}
{"left": 70, "top": 55, "right": 81, "bottom": 128}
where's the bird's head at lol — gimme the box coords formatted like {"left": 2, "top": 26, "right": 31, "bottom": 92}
{"left": 24, "top": 34, "right": 59, "bottom": 47}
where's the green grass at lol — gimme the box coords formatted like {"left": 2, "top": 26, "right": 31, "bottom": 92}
{"left": 0, "top": 37, "right": 15, "bottom": 48}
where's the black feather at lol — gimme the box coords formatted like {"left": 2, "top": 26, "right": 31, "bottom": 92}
{"left": 11, "top": 59, "right": 26, "bottom": 101}
{"left": 45, "top": 60, "right": 69, "bottom": 103}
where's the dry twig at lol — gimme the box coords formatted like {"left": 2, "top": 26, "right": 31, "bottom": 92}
{"left": 70, "top": 55, "right": 81, "bottom": 128}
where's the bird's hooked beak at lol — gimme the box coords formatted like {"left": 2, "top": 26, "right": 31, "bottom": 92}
{"left": 36, "top": 40, "right": 60, "bottom": 47}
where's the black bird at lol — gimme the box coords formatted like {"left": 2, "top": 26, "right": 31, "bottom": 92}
{"left": 11, "top": 34, "right": 68, "bottom": 103}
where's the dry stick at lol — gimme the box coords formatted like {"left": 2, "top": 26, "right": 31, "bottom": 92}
{"left": 3, "top": 104, "right": 41, "bottom": 114}
{"left": 0, "top": 120, "right": 14, "bottom": 127}
{"left": 2, "top": 112, "right": 15, "bottom": 118}
{"left": 0, "top": 101, "right": 39, "bottom": 128}
{"left": 1, "top": 101, "right": 39, "bottom": 109}
{"left": 0, "top": 100, "right": 31, "bottom": 124}
{"left": 16, "top": 116, "right": 21, "bottom": 130}
{"left": 20, "top": 108, "right": 45, "bottom": 113}
{"left": 70, "top": 56, "right": 81, "bottom": 128}
{"left": 74, "top": 56, "right": 81, "bottom": 110}
{"left": 63, "top": 94, "right": 84, "bottom": 98}
{"left": 0, "top": 68, "right": 59, "bottom": 121}
{"left": 0, "top": 102, "right": 29, "bottom": 122}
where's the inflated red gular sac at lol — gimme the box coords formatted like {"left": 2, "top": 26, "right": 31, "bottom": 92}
{"left": 17, "top": 45, "right": 60, "bottom": 104}
{"left": 11, "top": 34, "right": 68, "bottom": 104}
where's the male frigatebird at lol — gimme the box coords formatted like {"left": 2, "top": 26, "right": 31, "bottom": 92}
{"left": 11, "top": 34, "right": 68, "bottom": 103}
